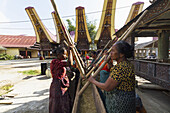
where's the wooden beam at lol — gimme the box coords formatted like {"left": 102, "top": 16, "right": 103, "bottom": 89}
{"left": 137, "top": 26, "right": 170, "bottom": 31}
{"left": 72, "top": 78, "right": 81, "bottom": 113}
{"left": 92, "top": 84, "right": 106, "bottom": 113}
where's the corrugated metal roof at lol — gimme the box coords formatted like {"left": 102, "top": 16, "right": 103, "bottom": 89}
{"left": 0, "top": 35, "right": 36, "bottom": 48}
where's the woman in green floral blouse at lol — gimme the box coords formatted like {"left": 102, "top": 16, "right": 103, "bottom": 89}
{"left": 88, "top": 40, "right": 135, "bottom": 113}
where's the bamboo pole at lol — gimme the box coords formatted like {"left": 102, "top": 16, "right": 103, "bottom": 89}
{"left": 64, "top": 39, "right": 85, "bottom": 70}
{"left": 74, "top": 47, "right": 86, "bottom": 69}
{"left": 90, "top": 10, "right": 148, "bottom": 73}
{"left": 63, "top": 40, "right": 69, "bottom": 46}
{"left": 86, "top": 55, "right": 105, "bottom": 78}
{"left": 86, "top": 41, "right": 115, "bottom": 78}
{"left": 79, "top": 10, "right": 149, "bottom": 95}
{"left": 85, "top": 22, "right": 136, "bottom": 78}
{"left": 87, "top": 40, "right": 112, "bottom": 70}
{"left": 121, "top": 10, "right": 148, "bottom": 40}
{"left": 51, "top": 0, "right": 85, "bottom": 77}
{"left": 87, "top": 19, "right": 135, "bottom": 71}
{"left": 86, "top": 22, "right": 134, "bottom": 72}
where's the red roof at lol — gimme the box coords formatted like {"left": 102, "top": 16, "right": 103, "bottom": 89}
{"left": 0, "top": 35, "right": 36, "bottom": 48}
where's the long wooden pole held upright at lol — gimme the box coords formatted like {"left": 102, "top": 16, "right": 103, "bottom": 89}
{"left": 51, "top": 0, "right": 85, "bottom": 77}
{"left": 79, "top": 10, "right": 148, "bottom": 95}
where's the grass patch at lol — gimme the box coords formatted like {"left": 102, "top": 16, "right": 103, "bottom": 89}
{"left": 1, "top": 84, "right": 13, "bottom": 91}
{"left": 18, "top": 70, "right": 40, "bottom": 76}
{"left": 0, "top": 84, "right": 14, "bottom": 96}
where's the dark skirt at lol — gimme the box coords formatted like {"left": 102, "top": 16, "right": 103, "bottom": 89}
{"left": 105, "top": 89, "right": 136, "bottom": 113}
{"left": 49, "top": 79, "right": 71, "bottom": 113}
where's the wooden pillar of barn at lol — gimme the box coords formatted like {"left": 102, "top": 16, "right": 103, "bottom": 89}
{"left": 131, "top": 33, "right": 135, "bottom": 59}
{"left": 158, "top": 30, "right": 169, "bottom": 61}
{"left": 25, "top": 48, "right": 28, "bottom": 58}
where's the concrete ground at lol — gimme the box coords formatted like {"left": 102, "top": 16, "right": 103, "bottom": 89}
{"left": 136, "top": 76, "right": 170, "bottom": 113}
{"left": 0, "top": 59, "right": 51, "bottom": 113}
{"left": 0, "top": 59, "right": 170, "bottom": 113}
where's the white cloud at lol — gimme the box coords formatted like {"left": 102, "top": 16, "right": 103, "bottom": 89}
{"left": 0, "top": 0, "right": 8, "bottom": 10}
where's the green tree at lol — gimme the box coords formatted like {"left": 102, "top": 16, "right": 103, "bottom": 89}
{"left": 66, "top": 19, "right": 76, "bottom": 32}
{"left": 86, "top": 17, "right": 97, "bottom": 50}
{"left": 66, "top": 18, "right": 97, "bottom": 50}
{"left": 66, "top": 18, "right": 97, "bottom": 40}
{"left": 87, "top": 19, "right": 97, "bottom": 41}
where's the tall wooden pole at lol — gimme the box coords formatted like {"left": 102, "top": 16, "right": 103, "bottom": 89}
{"left": 51, "top": 0, "right": 85, "bottom": 77}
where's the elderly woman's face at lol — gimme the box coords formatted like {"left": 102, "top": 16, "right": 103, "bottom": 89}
{"left": 111, "top": 44, "right": 119, "bottom": 60}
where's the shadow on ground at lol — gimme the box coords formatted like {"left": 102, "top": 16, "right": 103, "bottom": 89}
{"left": 4, "top": 98, "right": 49, "bottom": 113}
{"left": 4, "top": 88, "right": 49, "bottom": 113}
{"left": 22, "top": 74, "right": 51, "bottom": 80}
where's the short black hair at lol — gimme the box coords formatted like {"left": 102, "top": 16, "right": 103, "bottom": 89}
{"left": 115, "top": 41, "right": 134, "bottom": 58}
{"left": 53, "top": 46, "right": 66, "bottom": 56}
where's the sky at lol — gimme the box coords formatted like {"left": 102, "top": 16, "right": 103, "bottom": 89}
{"left": 0, "top": 0, "right": 152, "bottom": 43}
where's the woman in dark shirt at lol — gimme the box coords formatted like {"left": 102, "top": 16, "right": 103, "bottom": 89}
{"left": 49, "top": 46, "right": 72, "bottom": 113}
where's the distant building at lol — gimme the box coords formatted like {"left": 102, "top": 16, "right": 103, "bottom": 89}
{"left": 0, "top": 35, "right": 38, "bottom": 58}
{"left": 135, "top": 40, "right": 158, "bottom": 58}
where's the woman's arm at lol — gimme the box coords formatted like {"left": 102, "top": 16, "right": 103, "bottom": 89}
{"left": 88, "top": 76, "right": 119, "bottom": 91}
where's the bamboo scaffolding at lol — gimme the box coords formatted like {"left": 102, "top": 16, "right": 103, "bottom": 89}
{"left": 51, "top": 0, "right": 85, "bottom": 77}
{"left": 79, "top": 10, "right": 148, "bottom": 95}
{"left": 87, "top": 40, "right": 112, "bottom": 71}
{"left": 87, "top": 23, "right": 134, "bottom": 72}
{"left": 85, "top": 38, "right": 117, "bottom": 78}
{"left": 86, "top": 10, "right": 148, "bottom": 78}
{"left": 64, "top": 39, "right": 86, "bottom": 70}
{"left": 74, "top": 47, "right": 86, "bottom": 69}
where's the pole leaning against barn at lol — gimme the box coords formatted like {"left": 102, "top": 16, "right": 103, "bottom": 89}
{"left": 79, "top": 10, "right": 148, "bottom": 95}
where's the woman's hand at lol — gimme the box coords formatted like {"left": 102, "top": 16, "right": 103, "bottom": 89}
{"left": 69, "top": 44, "right": 75, "bottom": 49}
{"left": 88, "top": 75, "right": 95, "bottom": 83}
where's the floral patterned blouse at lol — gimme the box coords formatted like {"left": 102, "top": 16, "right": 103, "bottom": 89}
{"left": 110, "top": 61, "right": 135, "bottom": 92}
